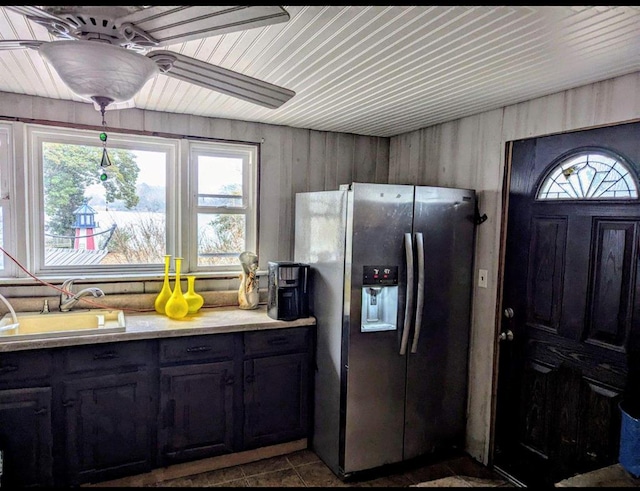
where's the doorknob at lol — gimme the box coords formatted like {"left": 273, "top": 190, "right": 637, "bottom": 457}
{"left": 499, "top": 330, "right": 514, "bottom": 342}
{"left": 504, "top": 307, "right": 514, "bottom": 318}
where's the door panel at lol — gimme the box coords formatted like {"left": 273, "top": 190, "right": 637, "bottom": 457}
{"left": 404, "top": 186, "right": 475, "bottom": 460}
{"left": 526, "top": 216, "right": 566, "bottom": 329}
{"left": 159, "top": 361, "right": 235, "bottom": 463}
{"left": 589, "top": 220, "right": 636, "bottom": 346}
{"left": 0, "top": 387, "right": 53, "bottom": 487}
{"left": 243, "top": 353, "right": 308, "bottom": 448}
{"left": 343, "top": 182, "right": 413, "bottom": 475}
{"left": 62, "top": 372, "right": 153, "bottom": 485}
{"left": 494, "top": 121, "right": 640, "bottom": 487}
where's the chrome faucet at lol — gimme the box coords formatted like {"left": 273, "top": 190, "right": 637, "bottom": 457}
{"left": 59, "top": 278, "right": 105, "bottom": 312}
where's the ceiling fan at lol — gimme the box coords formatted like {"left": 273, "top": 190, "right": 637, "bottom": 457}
{"left": 0, "top": 6, "right": 296, "bottom": 111}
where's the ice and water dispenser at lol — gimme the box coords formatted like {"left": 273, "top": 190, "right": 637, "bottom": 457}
{"left": 361, "top": 265, "right": 398, "bottom": 332}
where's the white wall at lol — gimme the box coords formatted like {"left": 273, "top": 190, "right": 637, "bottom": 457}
{"left": 389, "top": 71, "right": 640, "bottom": 464}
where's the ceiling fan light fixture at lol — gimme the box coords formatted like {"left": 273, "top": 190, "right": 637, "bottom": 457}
{"left": 39, "top": 40, "right": 159, "bottom": 104}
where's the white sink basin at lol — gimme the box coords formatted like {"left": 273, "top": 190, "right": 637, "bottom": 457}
{"left": 0, "top": 309, "right": 126, "bottom": 341}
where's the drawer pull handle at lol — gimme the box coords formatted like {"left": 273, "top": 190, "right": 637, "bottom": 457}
{"left": 93, "top": 351, "right": 119, "bottom": 360}
{"left": 62, "top": 399, "right": 75, "bottom": 407}
{"left": 186, "top": 346, "right": 212, "bottom": 353}
{"left": 34, "top": 407, "right": 48, "bottom": 415}
{"left": 245, "top": 374, "right": 254, "bottom": 383}
{"left": 225, "top": 375, "right": 235, "bottom": 386}
{"left": 267, "top": 338, "right": 289, "bottom": 346}
{"left": 0, "top": 364, "right": 18, "bottom": 374}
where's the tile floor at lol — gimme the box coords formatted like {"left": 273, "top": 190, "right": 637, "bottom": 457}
{"left": 143, "top": 449, "right": 512, "bottom": 487}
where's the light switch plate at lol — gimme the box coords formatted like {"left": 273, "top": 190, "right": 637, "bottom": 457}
{"left": 478, "top": 269, "right": 488, "bottom": 288}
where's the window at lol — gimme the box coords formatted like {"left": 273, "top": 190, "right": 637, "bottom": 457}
{"left": 0, "top": 122, "right": 258, "bottom": 279}
{"left": 189, "top": 142, "right": 258, "bottom": 273}
{"left": 28, "top": 125, "right": 177, "bottom": 275}
{"left": 536, "top": 149, "right": 638, "bottom": 200}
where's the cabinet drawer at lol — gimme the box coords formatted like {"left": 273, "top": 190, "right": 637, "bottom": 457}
{"left": 159, "top": 334, "right": 235, "bottom": 365}
{"left": 62, "top": 341, "right": 152, "bottom": 375}
{"left": 244, "top": 327, "right": 309, "bottom": 358}
{"left": 0, "top": 350, "right": 54, "bottom": 386}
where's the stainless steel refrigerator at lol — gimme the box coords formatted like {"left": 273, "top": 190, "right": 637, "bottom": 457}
{"left": 294, "top": 182, "right": 476, "bottom": 479}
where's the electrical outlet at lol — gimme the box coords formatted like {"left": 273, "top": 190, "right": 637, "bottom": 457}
{"left": 478, "top": 269, "right": 488, "bottom": 288}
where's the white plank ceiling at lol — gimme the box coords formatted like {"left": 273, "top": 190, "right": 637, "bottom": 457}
{"left": 1, "top": 5, "right": 639, "bottom": 138}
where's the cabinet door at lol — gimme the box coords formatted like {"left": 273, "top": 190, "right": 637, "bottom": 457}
{"left": 61, "top": 372, "right": 153, "bottom": 485}
{"left": 244, "top": 352, "right": 309, "bottom": 448}
{"left": 159, "top": 361, "right": 236, "bottom": 464}
{"left": 0, "top": 387, "right": 53, "bottom": 487}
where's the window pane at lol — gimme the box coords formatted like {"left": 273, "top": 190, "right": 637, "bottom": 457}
{"left": 42, "top": 143, "right": 167, "bottom": 266}
{"left": 197, "top": 213, "right": 245, "bottom": 266}
{"left": 537, "top": 151, "right": 638, "bottom": 200}
{"left": 198, "top": 156, "right": 244, "bottom": 207}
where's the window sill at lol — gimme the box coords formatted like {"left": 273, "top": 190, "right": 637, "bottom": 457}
{"left": 0, "top": 270, "right": 265, "bottom": 287}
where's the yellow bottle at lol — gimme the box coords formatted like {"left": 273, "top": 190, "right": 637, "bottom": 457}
{"left": 184, "top": 275, "right": 204, "bottom": 314}
{"left": 154, "top": 254, "right": 172, "bottom": 315}
{"left": 164, "top": 257, "right": 189, "bottom": 320}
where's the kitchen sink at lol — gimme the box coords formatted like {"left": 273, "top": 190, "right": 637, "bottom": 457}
{"left": 0, "top": 309, "right": 126, "bottom": 341}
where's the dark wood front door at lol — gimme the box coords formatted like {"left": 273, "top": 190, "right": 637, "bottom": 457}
{"left": 493, "top": 121, "right": 640, "bottom": 487}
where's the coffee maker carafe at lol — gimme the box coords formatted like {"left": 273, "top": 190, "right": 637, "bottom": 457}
{"left": 267, "top": 261, "right": 310, "bottom": 321}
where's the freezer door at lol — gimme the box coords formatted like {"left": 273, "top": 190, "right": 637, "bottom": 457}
{"left": 342, "top": 182, "right": 414, "bottom": 475}
{"left": 403, "top": 186, "right": 476, "bottom": 460}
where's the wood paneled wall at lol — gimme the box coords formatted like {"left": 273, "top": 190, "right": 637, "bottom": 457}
{"left": 388, "top": 71, "right": 640, "bottom": 465}
{"left": 4, "top": 70, "right": 640, "bottom": 467}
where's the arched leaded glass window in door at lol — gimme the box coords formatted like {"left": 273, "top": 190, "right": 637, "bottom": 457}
{"left": 536, "top": 148, "right": 639, "bottom": 200}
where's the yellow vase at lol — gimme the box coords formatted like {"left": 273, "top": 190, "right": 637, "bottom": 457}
{"left": 165, "top": 257, "right": 189, "bottom": 320}
{"left": 154, "top": 254, "right": 172, "bottom": 315}
{"left": 184, "top": 275, "right": 204, "bottom": 314}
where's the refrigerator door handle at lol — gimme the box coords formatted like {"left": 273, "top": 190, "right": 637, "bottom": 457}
{"left": 400, "top": 232, "right": 414, "bottom": 356}
{"left": 410, "top": 232, "right": 425, "bottom": 353}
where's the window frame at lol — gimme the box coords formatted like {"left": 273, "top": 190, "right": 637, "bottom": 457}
{"left": 25, "top": 124, "right": 180, "bottom": 277}
{"left": 0, "top": 121, "right": 259, "bottom": 281}
{"left": 0, "top": 123, "right": 16, "bottom": 277}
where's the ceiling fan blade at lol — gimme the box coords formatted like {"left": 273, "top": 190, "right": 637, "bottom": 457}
{"left": 147, "top": 50, "right": 295, "bottom": 109}
{"left": 4, "top": 6, "right": 77, "bottom": 40}
{"left": 115, "top": 6, "right": 290, "bottom": 46}
{"left": 0, "top": 40, "right": 46, "bottom": 51}
{"left": 4, "top": 5, "right": 68, "bottom": 23}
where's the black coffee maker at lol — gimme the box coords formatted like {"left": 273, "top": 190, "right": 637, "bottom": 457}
{"left": 267, "top": 261, "right": 310, "bottom": 321}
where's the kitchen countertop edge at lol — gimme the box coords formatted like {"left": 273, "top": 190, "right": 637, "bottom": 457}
{"left": 0, "top": 305, "right": 316, "bottom": 352}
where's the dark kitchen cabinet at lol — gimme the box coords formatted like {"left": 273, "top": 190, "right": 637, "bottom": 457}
{"left": 0, "top": 387, "right": 53, "bottom": 487}
{"left": 0, "top": 322, "right": 314, "bottom": 486}
{"left": 0, "top": 349, "right": 54, "bottom": 487}
{"left": 158, "top": 334, "right": 241, "bottom": 465}
{"left": 158, "top": 328, "right": 314, "bottom": 461}
{"left": 59, "top": 341, "right": 155, "bottom": 486}
{"left": 243, "top": 327, "right": 312, "bottom": 449}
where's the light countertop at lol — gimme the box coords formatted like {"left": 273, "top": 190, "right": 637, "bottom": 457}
{"left": 0, "top": 305, "right": 316, "bottom": 352}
